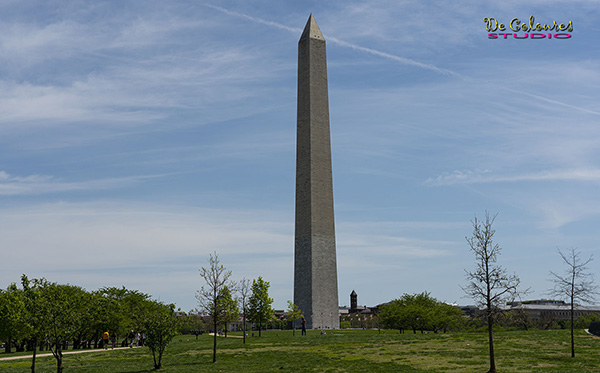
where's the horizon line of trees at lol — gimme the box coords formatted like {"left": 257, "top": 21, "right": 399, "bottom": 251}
{"left": 0, "top": 275, "right": 179, "bottom": 372}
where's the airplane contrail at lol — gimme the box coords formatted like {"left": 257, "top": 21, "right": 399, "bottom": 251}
{"left": 205, "top": 4, "right": 460, "bottom": 78}
{"left": 206, "top": 4, "right": 599, "bottom": 117}
{"left": 504, "top": 88, "right": 600, "bottom": 116}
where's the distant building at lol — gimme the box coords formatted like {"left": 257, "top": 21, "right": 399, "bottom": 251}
{"left": 345, "top": 290, "right": 378, "bottom": 315}
{"left": 506, "top": 299, "right": 600, "bottom": 323}
{"left": 460, "top": 299, "right": 600, "bottom": 325}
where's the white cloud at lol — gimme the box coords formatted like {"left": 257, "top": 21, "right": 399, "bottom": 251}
{"left": 0, "top": 201, "right": 293, "bottom": 309}
{"left": 426, "top": 168, "right": 600, "bottom": 186}
{"left": 0, "top": 171, "right": 160, "bottom": 195}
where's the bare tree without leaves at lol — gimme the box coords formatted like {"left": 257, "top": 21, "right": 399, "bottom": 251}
{"left": 196, "top": 252, "right": 233, "bottom": 364}
{"left": 237, "top": 278, "right": 251, "bottom": 344}
{"left": 549, "top": 248, "right": 598, "bottom": 358}
{"left": 462, "top": 212, "right": 523, "bottom": 373}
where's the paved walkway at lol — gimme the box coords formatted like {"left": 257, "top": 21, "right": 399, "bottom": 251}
{"left": 0, "top": 346, "right": 135, "bottom": 362}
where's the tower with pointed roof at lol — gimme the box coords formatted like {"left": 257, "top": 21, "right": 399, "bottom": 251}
{"left": 350, "top": 290, "right": 358, "bottom": 312}
{"left": 294, "top": 14, "right": 339, "bottom": 330}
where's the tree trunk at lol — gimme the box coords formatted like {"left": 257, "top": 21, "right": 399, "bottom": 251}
{"left": 54, "top": 347, "right": 63, "bottom": 373}
{"left": 5, "top": 332, "right": 11, "bottom": 353}
{"left": 212, "top": 318, "right": 217, "bottom": 363}
{"left": 156, "top": 350, "right": 163, "bottom": 370}
{"left": 487, "top": 313, "right": 496, "bottom": 373}
{"left": 152, "top": 349, "right": 158, "bottom": 369}
{"left": 243, "top": 315, "right": 247, "bottom": 344}
{"left": 30, "top": 337, "right": 37, "bottom": 373}
{"left": 570, "top": 293, "right": 575, "bottom": 358}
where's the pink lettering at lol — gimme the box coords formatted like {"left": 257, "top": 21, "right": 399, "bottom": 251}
{"left": 554, "top": 33, "right": 572, "bottom": 39}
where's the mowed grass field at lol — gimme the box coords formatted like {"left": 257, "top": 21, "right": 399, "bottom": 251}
{"left": 1, "top": 329, "right": 599, "bottom": 372}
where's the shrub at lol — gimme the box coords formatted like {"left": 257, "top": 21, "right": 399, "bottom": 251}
{"left": 589, "top": 322, "right": 600, "bottom": 337}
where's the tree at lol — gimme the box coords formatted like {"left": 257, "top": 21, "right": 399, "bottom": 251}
{"left": 218, "top": 285, "right": 239, "bottom": 337}
{"left": 380, "top": 299, "right": 407, "bottom": 332}
{"left": 34, "top": 281, "right": 86, "bottom": 373}
{"left": 21, "top": 275, "right": 46, "bottom": 373}
{"left": 247, "top": 277, "right": 274, "bottom": 337}
{"left": 286, "top": 301, "right": 304, "bottom": 336}
{"left": 549, "top": 248, "right": 598, "bottom": 357}
{"left": 237, "top": 278, "right": 251, "bottom": 344}
{"left": 462, "top": 212, "right": 523, "bottom": 373}
{"left": 432, "top": 301, "right": 463, "bottom": 333}
{"left": 178, "top": 310, "right": 206, "bottom": 337}
{"left": 0, "top": 284, "right": 28, "bottom": 354}
{"left": 379, "top": 292, "right": 462, "bottom": 334}
{"left": 196, "top": 252, "right": 233, "bottom": 363}
{"left": 140, "top": 301, "right": 180, "bottom": 370}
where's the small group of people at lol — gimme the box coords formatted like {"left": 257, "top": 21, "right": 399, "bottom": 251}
{"left": 127, "top": 330, "right": 143, "bottom": 347}
{"left": 101, "top": 330, "right": 117, "bottom": 350}
{"left": 101, "top": 330, "right": 145, "bottom": 349}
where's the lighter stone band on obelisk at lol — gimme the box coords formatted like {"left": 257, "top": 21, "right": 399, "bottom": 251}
{"left": 294, "top": 14, "right": 340, "bottom": 330}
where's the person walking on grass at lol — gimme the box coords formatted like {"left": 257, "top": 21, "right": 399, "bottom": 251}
{"left": 128, "top": 330, "right": 135, "bottom": 348}
{"left": 301, "top": 317, "right": 307, "bottom": 336}
{"left": 102, "top": 330, "right": 110, "bottom": 350}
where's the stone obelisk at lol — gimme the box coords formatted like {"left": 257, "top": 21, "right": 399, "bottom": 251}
{"left": 294, "top": 14, "right": 339, "bottom": 330}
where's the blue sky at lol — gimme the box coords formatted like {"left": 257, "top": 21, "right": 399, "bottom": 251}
{"left": 1, "top": 0, "right": 599, "bottom": 312}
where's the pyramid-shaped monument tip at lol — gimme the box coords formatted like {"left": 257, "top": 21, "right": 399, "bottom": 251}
{"left": 300, "top": 14, "right": 324, "bottom": 41}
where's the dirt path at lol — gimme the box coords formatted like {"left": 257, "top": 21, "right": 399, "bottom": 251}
{"left": 0, "top": 346, "right": 136, "bottom": 362}
{"left": 208, "top": 332, "right": 243, "bottom": 339}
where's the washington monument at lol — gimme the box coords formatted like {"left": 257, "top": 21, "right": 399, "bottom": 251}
{"left": 294, "top": 14, "right": 339, "bottom": 330}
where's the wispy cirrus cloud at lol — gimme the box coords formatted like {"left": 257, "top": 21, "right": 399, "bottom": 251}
{"left": 0, "top": 171, "right": 161, "bottom": 196}
{"left": 426, "top": 168, "right": 600, "bottom": 186}
{"left": 0, "top": 201, "right": 293, "bottom": 310}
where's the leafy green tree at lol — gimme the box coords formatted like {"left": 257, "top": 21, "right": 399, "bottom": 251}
{"left": 431, "top": 301, "right": 463, "bottom": 333}
{"left": 0, "top": 284, "right": 28, "bottom": 353}
{"left": 21, "top": 276, "right": 77, "bottom": 372}
{"left": 404, "top": 292, "right": 435, "bottom": 333}
{"left": 177, "top": 310, "right": 206, "bottom": 337}
{"left": 196, "top": 252, "right": 234, "bottom": 363}
{"left": 99, "top": 286, "right": 151, "bottom": 346}
{"left": 218, "top": 285, "right": 239, "bottom": 337}
{"left": 21, "top": 275, "right": 47, "bottom": 373}
{"left": 380, "top": 300, "right": 407, "bottom": 332}
{"left": 380, "top": 292, "right": 462, "bottom": 334}
{"left": 286, "top": 301, "right": 304, "bottom": 336}
{"left": 247, "top": 276, "right": 274, "bottom": 337}
{"left": 140, "top": 301, "right": 180, "bottom": 370}
{"left": 50, "top": 284, "right": 86, "bottom": 373}
{"left": 380, "top": 293, "right": 435, "bottom": 333}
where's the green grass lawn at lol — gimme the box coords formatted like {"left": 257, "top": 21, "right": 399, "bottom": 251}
{"left": 1, "top": 329, "right": 599, "bottom": 372}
